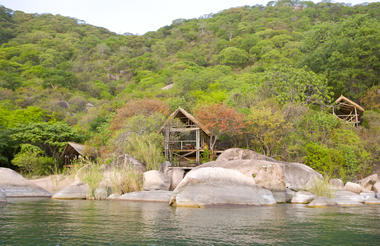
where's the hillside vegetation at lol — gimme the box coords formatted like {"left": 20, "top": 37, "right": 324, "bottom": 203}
{"left": 0, "top": 0, "right": 379, "bottom": 181}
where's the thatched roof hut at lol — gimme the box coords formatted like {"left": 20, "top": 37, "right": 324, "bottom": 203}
{"left": 332, "top": 95, "right": 365, "bottom": 126}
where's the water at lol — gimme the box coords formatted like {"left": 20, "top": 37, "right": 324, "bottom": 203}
{"left": 1, "top": 199, "right": 380, "bottom": 245}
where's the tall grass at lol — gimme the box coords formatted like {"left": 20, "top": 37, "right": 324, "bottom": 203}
{"left": 124, "top": 133, "right": 164, "bottom": 170}
{"left": 308, "top": 175, "right": 335, "bottom": 198}
{"left": 108, "top": 165, "right": 143, "bottom": 195}
{"left": 79, "top": 164, "right": 104, "bottom": 199}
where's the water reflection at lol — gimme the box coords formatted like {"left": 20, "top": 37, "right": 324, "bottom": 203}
{"left": 1, "top": 199, "right": 380, "bottom": 245}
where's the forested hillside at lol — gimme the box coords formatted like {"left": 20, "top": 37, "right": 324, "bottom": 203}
{"left": 0, "top": 1, "right": 379, "bottom": 180}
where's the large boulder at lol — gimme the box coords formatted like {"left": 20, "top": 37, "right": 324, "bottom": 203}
{"left": 307, "top": 197, "right": 337, "bottom": 208}
{"left": 359, "top": 174, "right": 378, "bottom": 191}
{"left": 329, "top": 178, "right": 344, "bottom": 190}
{"left": 196, "top": 160, "right": 286, "bottom": 191}
{"left": 119, "top": 190, "right": 173, "bottom": 202}
{"left": 211, "top": 148, "right": 322, "bottom": 191}
{"left": 0, "top": 168, "right": 51, "bottom": 197}
{"left": 344, "top": 182, "right": 362, "bottom": 194}
{"left": 0, "top": 188, "right": 6, "bottom": 203}
{"left": 169, "top": 167, "right": 185, "bottom": 190}
{"left": 373, "top": 181, "right": 380, "bottom": 193}
{"left": 143, "top": 170, "right": 170, "bottom": 191}
{"left": 29, "top": 175, "right": 73, "bottom": 194}
{"left": 280, "top": 162, "right": 322, "bottom": 191}
{"left": 52, "top": 181, "right": 89, "bottom": 200}
{"left": 360, "top": 191, "right": 375, "bottom": 201}
{"left": 170, "top": 167, "right": 276, "bottom": 207}
{"left": 216, "top": 148, "right": 276, "bottom": 162}
{"left": 333, "top": 190, "right": 364, "bottom": 206}
{"left": 291, "top": 191, "right": 315, "bottom": 204}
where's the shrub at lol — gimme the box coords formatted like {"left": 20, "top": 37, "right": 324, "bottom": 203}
{"left": 308, "top": 176, "right": 335, "bottom": 198}
{"left": 109, "top": 165, "right": 143, "bottom": 195}
{"left": 11, "top": 144, "right": 56, "bottom": 176}
{"left": 124, "top": 132, "right": 164, "bottom": 170}
{"left": 80, "top": 164, "right": 103, "bottom": 199}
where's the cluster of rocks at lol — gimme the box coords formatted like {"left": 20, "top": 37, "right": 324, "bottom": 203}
{"left": 1, "top": 148, "right": 380, "bottom": 210}
{"left": 109, "top": 148, "right": 380, "bottom": 208}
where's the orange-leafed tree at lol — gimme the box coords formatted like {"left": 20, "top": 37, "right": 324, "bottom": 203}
{"left": 111, "top": 98, "right": 169, "bottom": 130}
{"left": 195, "top": 103, "right": 245, "bottom": 154}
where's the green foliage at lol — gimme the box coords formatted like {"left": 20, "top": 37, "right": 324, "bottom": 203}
{"left": 308, "top": 176, "right": 335, "bottom": 198}
{"left": 260, "top": 66, "right": 332, "bottom": 105}
{"left": 0, "top": 3, "right": 378, "bottom": 181}
{"left": 246, "top": 104, "right": 290, "bottom": 157}
{"left": 11, "top": 144, "right": 55, "bottom": 176}
{"left": 217, "top": 47, "right": 249, "bottom": 67}
{"left": 109, "top": 165, "right": 143, "bottom": 194}
{"left": 79, "top": 164, "right": 103, "bottom": 199}
{"left": 124, "top": 133, "right": 164, "bottom": 170}
{"left": 10, "top": 122, "right": 86, "bottom": 158}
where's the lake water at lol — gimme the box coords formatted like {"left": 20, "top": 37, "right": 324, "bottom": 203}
{"left": 1, "top": 199, "right": 380, "bottom": 245}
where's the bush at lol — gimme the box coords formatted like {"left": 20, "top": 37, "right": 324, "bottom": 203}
{"left": 308, "top": 176, "right": 335, "bottom": 198}
{"left": 109, "top": 165, "right": 143, "bottom": 195}
{"left": 79, "top": 164, "right": 103, "bottom": 199}
{"left": 11, "top": 144, "right": 56, "bottom": 176}
{"left": 124, "top": 132, "right": 164, "bottom": 170}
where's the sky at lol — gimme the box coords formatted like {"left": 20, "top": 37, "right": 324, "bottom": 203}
{"left": 1, "top": 0, "right": 378, "bottom": 35}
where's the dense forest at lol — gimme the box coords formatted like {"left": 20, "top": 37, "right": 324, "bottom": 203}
{"left": 0, "top": 0, "right": 379, "bottom": 181}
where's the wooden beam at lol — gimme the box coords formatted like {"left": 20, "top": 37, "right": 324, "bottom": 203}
{"left": 169, "top": 127, "right": 199, "bottom": 132}
{"left": 196, "top": 128, "right": 200, "bottom": 164}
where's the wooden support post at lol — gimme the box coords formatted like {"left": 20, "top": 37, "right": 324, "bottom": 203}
{"left": 196, "top": 128, "right": 200, "bottom": 164}
{"left": 164, "top": 128, "right": 169, "bottom": 160}
{"left": 354, "top": 107, "right": 358, "bottom": 127}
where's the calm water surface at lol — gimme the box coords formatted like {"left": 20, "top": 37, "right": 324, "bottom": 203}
{"left": 1, "top": 198, "right": 380, "bottom": 245}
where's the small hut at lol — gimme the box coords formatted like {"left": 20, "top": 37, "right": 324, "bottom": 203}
{"left": 160, "top": 107, "right": 210, "bottom": 166}
{"left": 61, "top": 142, "right": 87, "bottom": 164}
{"left": 332, "top": 95, "right": 365, "bottom": 126}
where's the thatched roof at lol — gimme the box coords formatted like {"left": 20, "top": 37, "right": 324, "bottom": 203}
{"left": 61, "top": 142, "right": 85, "bottom": 158}
{"left": 334, "top": 95, "right": 365, "bottom": 112}
{"left": 160, "top": 106, "right": 210, "bottom": 136}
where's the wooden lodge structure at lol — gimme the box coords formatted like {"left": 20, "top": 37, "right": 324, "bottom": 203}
{"left": 61, "top": 142, "right": 88, "bottom": 164}
{"left": 160, "top": 107, "right": 211, "bottom": 167}
{"left": 332, "top": 95, "right": 365, "bottom": 127}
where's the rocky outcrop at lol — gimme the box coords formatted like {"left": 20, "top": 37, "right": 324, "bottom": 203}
{"left": 280, "top": 162, "right": 322, "bottom": 191}
{"left": 373, "top": 181, "right": 380, "bottom": 193}
{"left": 333, "top": 190, "right": 364, "bottom": 206}
{"left": 143, "top": 170, "right": 170, "bottom": 191}
{"left": 216, "top": 148, "right": 276, "bottom": 162}
{"left": 360, "top": 191, "right": 375, "bottom": 201}
{"left": 52, "top": 181, "right": 89, "bottom": 200}
{"left": 291, "top": 191, "right": 315, "bottom": 204}
{"left": 307, "top": 197, "right": 337, "bottom": 208}
{"left": 359, "top": 174, "right": 378, "bottom": 191}
{"left": 208, "top": 148, "right": 322, "bottom": 191}
{"left": 195, "top": 160, "right": 286, "bottom": 191}
{"left": 344, "top": 182, "right": 362, "bottom": 194}
{"left": 169, "top": 167, "right": 185, "bottom": 190}
{"left": 0, "top": 188, "right": 6, "bottom": 203}
{"left": 0, "top": 168, "right": 51, "bottom": 197}
{"left": 329, "top": 178, "right": 344, "bottom": 190}
{"left": 29, "top": 175, "right": 73, "bottom": 194}
{"left": 119, "top": 190, "right": 173, "bottom": 202}
{"left": 170, "top": 167, "right": 276, "bottom": 207}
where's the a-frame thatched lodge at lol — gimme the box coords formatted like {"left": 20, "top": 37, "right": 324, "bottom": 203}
{"left": 160, "top": 107, "right": 210, "bottom": 166}
{"left": 61, "top": 142, "right": 88, "bottom": 164}
{"left": 332, "top": 95, "right": 365, "bottom": 126}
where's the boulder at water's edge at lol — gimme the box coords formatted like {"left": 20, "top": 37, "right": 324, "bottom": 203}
{"left": 170, "top": 167, "right": 276, "bottom": 207}
{"left": 0, "top": 168, "right": 51, "bottom": 197}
